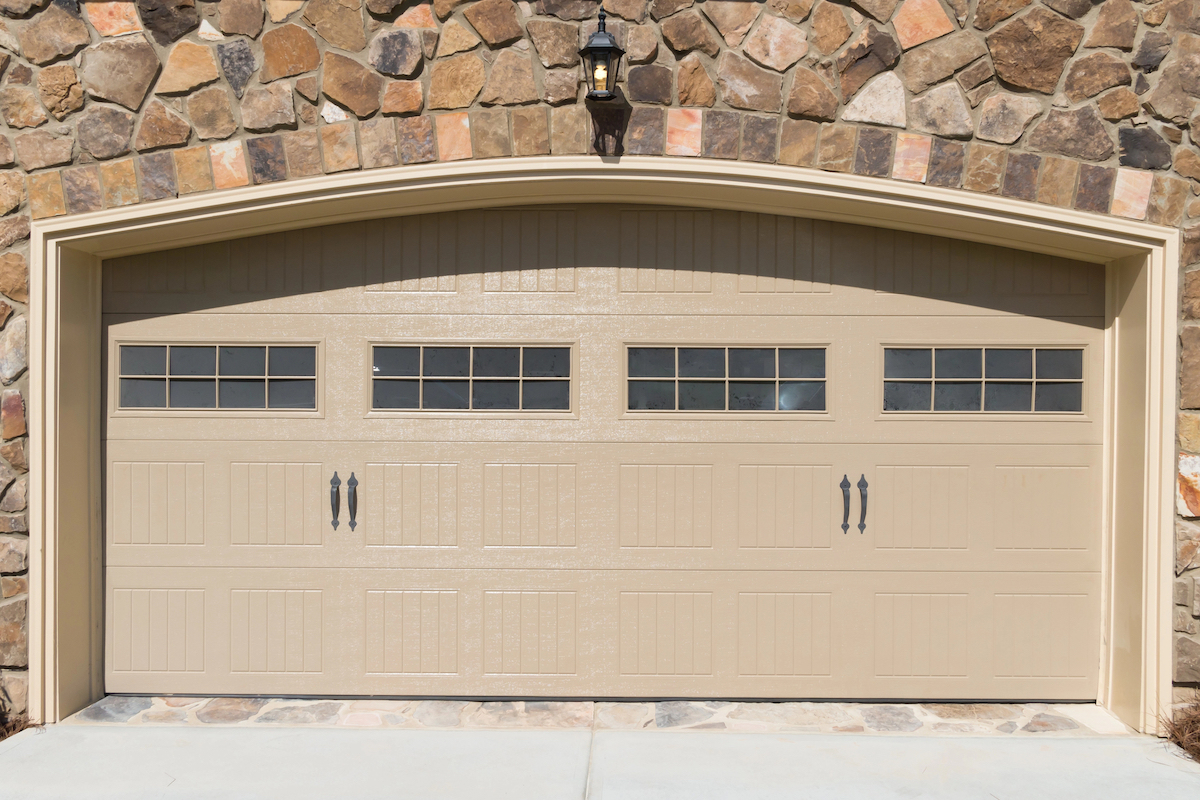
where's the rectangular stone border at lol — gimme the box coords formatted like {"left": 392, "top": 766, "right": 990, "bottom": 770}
{"left": 20, "top": 155, "right": 1180, "bottom": 735}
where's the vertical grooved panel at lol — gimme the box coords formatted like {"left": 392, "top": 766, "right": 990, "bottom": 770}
{"left": 738, "top": 214, "right": 832, "bottom": 293}
{"left": 619, "top": 465, "right": 712, "bottom": 547}
{"left": 484, "top": 592, "right": 576, "bottom": 674}
{"left": 994, "top": 594, "right": 1089, "bottom": 678}
{"left": 230, "top": 590, "right": 322, "bottom": 673}
{"left": 110, "top": 589, "right": 205, "bottom": 672}
{"left": 619, "top": 211, "right": 713, "bottom": 292}
{"left": 619, "top": 593, "right": 712, "bottom": 675}
{"left": 874, "top": 466, "right": 969, "bottom": 550}
{"left": 230, "top": 463, "right": 323, "bottom": 546}
{"left": 481, "top": 210, "right": 576, "bottom": 292}
{"left": 738, "top": 593, "right": 831, "bottom": 676}
{"left": 367, "top": 463, "right": 458, "bottom": 547}
{"left": 366, "top": 590, "right": 458, "bottom": 674}
{"left": 874, "top": 594, "right": 968, "bottom": 677}
{"left": 995, "top": 467, "right": 1091, "bottom": 550}
{"left": 111, "top": 463, "right": 205, "bottom": 546}
{"left": 737, "top": 466, "right": 833, "bottom": 548}
{"left": 483, "top": 464, "right": 576, "bottom": 547}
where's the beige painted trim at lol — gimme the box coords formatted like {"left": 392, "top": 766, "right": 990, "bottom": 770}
{"left": 23, "top": 156, "right": 1180, "bottom": 732}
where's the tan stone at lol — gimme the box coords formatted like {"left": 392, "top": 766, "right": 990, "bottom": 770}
{"left": 360, "top": 117, "right": 399, "bottom": 168}
{"left": 82, "top": 35, "right": 162, "bottom": 111}
{"left": 304, "top": 0, "right": 367, "bottom": 52}
{"left": 0, "top": 138, "right": 11, "bottom": 169}
{"left": 701, "top": 0, "right": 759, "bottom": 47}
{"left": 0, "top": 440, "right": 25, "bottom": 472}
{"left": 976, "top": 93, "right": 1041, "bottom": 145}
{"left": 209, "top": 140, "right": 249, "bottom": 188}
{"left": 35, "top": 65, "right": 82, "bottom": 121}
{"left": 282, "top": 129, "right": 323, "bottom": 177}
{"left": 677, "top": 53, "right": 715, "bottom": 107}
{"left": 1176, "top": 149, "right": 1200, "bottom": 182}
{"left": 135, "top": 99, "right": 191, "bottom": 151}
{"left": 662, "top": 10, "right": 720, "bottom": 57}
{"left": 320, "top": 121, "right": 359, "bottom": 172}
{"left": 479, "top": 49, "right": 538, "bottom": 106}
{"left": 429, "top": 53, "right": 486, "bottom": 109}
{"left": 2, "top": 576, "right": 28, "bottom": 600}
{"left": 175, "top": 144, "right": 214, "bottom": 194}
{"left": 464, "top": 0, "right": 525, "bottom": 47}
{"left": 717, "top": 51, "right": 783, "bottom": 113}
{"left": 382, "top": 81, "right": 424, "bottom": 115}
{"left": 27, "top": 172, "right": 64, "bottom": 219}
{"left": 260, "top": 24, "right": 320, "bottom": 83}
{"left": 1063, "top": 51, "right": 1130, "bottom": 104}
{"left": 295, "top": 76, "right": 320, "bottom": 103}
{"left": 241, "top": 83, "right": 296, "bottom": 132}
{"left": 543, "top": 69, "right": 578, "bottom": 105}
{"left": 768, "top": 0, "right": 815, "bottom": 24}
{"left": 607, "top": 0, "right": 649, "bottom": 22}
{"left": 1027, "top": 106, "right": 1114, "bottom": 162}
{"left": 551, "top": 105, "right": 587, "bottom": 154}
{"left": 156, "top": 41, "right": 220, "bottom": 95}
{"left": 187, "top": 86, "right": 237, "bottom": 140}
{"left": 910, "top": 82, "right": 972, "bottom": 138}
{"left": 527, "top": 19, "right": 579, "bottom": 67}
{"left": 99, "top": 159, "right": 139, "bottom": 207}
{"left": 811, "top": 1, "right": 851, "bottom": 54}
{"left": 900, "top": 31, "right": 987, "bottom": 93}
{"left": 219, "top": 0, "right": 264, "bottom": 36}
{"left": 0, "top": 88, "right": 46, "bottom": 130}
{"left": 0, "top": 255, "right": 24, "bottom": 305}
{"left": 779, "top": 118, "right": 819, "bottom": 166}
{"left": 1084, "top": 0, "right": 1136, "bottom": 51}
{"left": 436, "top": 20, "right": 481, "bottom": 57}
{"left": 395, "top": 2, "right": 437, "bottom": 28}
{"left": 743, "top": 13, "right": 808, "bottom": 72}
{"left": 0, "top": 175, "right": 22, "bottom": 218}
{"left": 973, "top": 0, "right": 1030, "bottom": 31}
{"left": 267, "top": 0, "right": 305, "bottom": 22}
{"left": 434, "top": 0, "right": 470, "bottom": 19}
{"left": 471, "top": 107, "right": 511, "bottom": 158}
{"left": 963, "top": 141, "right": 1005, "bottom": 193}
{"left": 13, "top": 130, "right": 72, "bottom": 170}
{"left": 512, "top": 106, "right": 550, "bottom": 155}
{"left": 986, "top": 7, "right": 1083, "bottom": 94}
{"left": 852, "top": 0, "right": 899, "bottom": 22}
{"left": 1097, "top": 87, "right": 1138, "bottom": 122}
{"left": 649, "top": 0, "right": 693, "bottom": 21}
{"left": 322, "top": 52, "right": 384, "bottom": 118}
{"left": 818, "top": 123, "right": 855, "bottom": 172}
{"left": 18, "top": 4, "right": 90, "bottom": 65}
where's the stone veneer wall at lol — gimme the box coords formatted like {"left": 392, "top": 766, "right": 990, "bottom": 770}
{"left": 0, "top": 0, "right": 1199, "bottom": 716}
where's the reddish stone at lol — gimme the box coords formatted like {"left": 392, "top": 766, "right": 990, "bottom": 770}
{"left": 892, "top": 132, "right": 931, "bottom": 182}
{"left": 666, "top": 108, "right": 701, "bottom": 156}
{"left": 260, "top": 24, "right": 320, "bottom": 83}
{"left": 1, "top": 390, "right": 24, "bottom": 441}
{"left": 209, "top": 140, "right": 249, "bottom": 188}
{"left": 464, "top": 0, "right": 524, "bottom": 47}
{"left": 382, "top": 81, "right": 424, "bottom": 116}
{"left": 893, "top": 0, "right": 954, "bottom": 50}
{"left": 810, "top": 1, "right": 851, "bottom": 54}
{"left": 1110, "top": 168, "right": 1153, "bottom": 220}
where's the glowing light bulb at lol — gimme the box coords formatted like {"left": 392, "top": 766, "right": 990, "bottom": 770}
{"left": 594, "top": 62, "right": 608, "bottom": 92}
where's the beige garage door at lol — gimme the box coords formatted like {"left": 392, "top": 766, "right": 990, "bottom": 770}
{"left": 103, "top": 206, "right": 1104, "bottom": 700}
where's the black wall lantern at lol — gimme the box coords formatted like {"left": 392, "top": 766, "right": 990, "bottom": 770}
{"left": 580, "top": 10, "right": 624, "bottom": 101}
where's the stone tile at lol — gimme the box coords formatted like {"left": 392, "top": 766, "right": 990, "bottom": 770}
{"left": 260, "top": 24, "right": 320, "bottom": 83}
{"left": 175, "top": 145, "right": 215, "bottom": 194}
{"left": 81, "top": 35, "right": 161, "bottom": 112}
{"left": 1036, "top": 156, "right": 1077, "bottom": 208}
{"left": 818, "top": 123, "right": 855, "bottom": 173}
{"left": 99, "top": 160, "right": 140, "bottom": 208}
{"left": 702, "top": 109, "right": 740, "bottom": 159}
{"left": 0, "top": 175, "right": 22, "bottom": 217}
{"left": 27, "top": 172, "right": 65, "bottom": 220}
{"left": 188, "top": 87, "right": 238, "bottom": 141}
{"left": 217, "top": 41, "right": 256, "bottom": 98}
{"left": 75, "top": 695, "right": 153, "bottom": 723}
{"left": 1110, "top": 168, "right": 1153, "bottom": 220}
{"left": 627, "top": 64, "right": 673, "bottom": 105}
{"left": 156, "top": 40, "right": 220, "bottom": 95}
{"left": 701, "top": 0, "right": 758, "bottom": 47}
{"left": 19, "top": 5, "right": 90, "bottom": 66}
{"left": 1074, "top": 164, "right": 1114, "bottom": 214}
{"left": 61, "top": 166, "right": 103, "bottom": 214}
{"left": 278, "top": 130, "right": 322, "bottom": 179}
{"left": 811, "top": 1, "right": 851, "bottom": 54}
{"left": 324, "top": 52, "right": 384, "bottom": 118}
{"left": 470, "top": 108, "right": 510, "bottom": 159}
{"left": 138, "top": 152, "right": 177, "bottom": 201}
{"left": 0, "top": 137, "right": 13, "bottom": 168}
{"left": 0, "top": 390, "right": 23, "bottom": 442}
{"left": 320, "top": 122, "right": 361, "bottom": 173}
{"left": 511, "top": 107, "right": 550, "bottom": 156}
{"left": 396, "top": 115, "right": 437, "bottom": 164}
{"left": 435, "top": 112, "right": 472, "bottom": 161}
{"left": 382, "top": 81, "right": 424, "bottom": 117}
{"left": 1021, "top": 713, "right": 1079, "bottom": 733}
{"left": 83, "top": 0, "right": 144, "bottom": 37}
{"left": 209, "top": 140, "right": 250, "bottom": 189}
{"left": 852, "top": 126, "right": 891, "bottom": 177}
{"left": 962, "top": 141, "right": 1005, "bottom": 194}
{"left": 1147, "top": 175, "right": 1189, "bottom": 227}
{"left": 778, "top": 118, "right": 819, "bottom": 167}
{"left": 843, "top": 72, "right": 906, "bottom": 128}
{"left": 892, "top": 132, "right": 930, "bottom": 182}
{"left": 479, "top": 49, "right": 538, "bottom": 106}
{"left": 924, "top": 137, "right": 964, "bottom": 188}
{"left": 986, "top": 7, "right": 1082, "bottom": 94}
{"left": 863, "top": 705, "right": 922, "bottom": 732}
{"left": 740, "top": 115, "right": 777, "bottom": 163}
{"left": 655, "top": 701, "right": 718, "bottom": 728}
{"left": 360, "top": 118, "right": 400, "bottom": 168}
{"left": 837, "top": 25, "right": 901, "bottom": 100}
{"left": 246, "top": 136, "right": 288, "bottom": 184}
{"left": 665, "top": 108, "right": 701, "bottom": 157}
{"left": 893, "top": 0, "right": 954, "bottom": 50}
{"left": 304, "top": 0, "right": 367, "bottom": 52}
{"left": 467, "top": 701, "right": 593, "bottom": 729}
{"left": 543, "top": 70, "right": 578, "bottom": 105}
{"left": 195, "top": 697, "right": 269, "bottom": 724}
{"left": 624, "top": 107, "right": 664, "bottom": 155}
{"left": 1001, "top": 152, "right": 1039, "bottom": 202}
{"left": 900, "top": 32, "right": 986, "bottom": 94}
{"left": 717, "top": 52, "right": 783, "bottom": 112}
{"left": 256, "top": 702, "right": 343, "bottom": 725}
{"left": 551, "top": 106, "right": 587, "bottom": 155}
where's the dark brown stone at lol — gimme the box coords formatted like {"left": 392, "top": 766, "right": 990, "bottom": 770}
{"left": 624, "top": 107, "right": 664, "bottom": 154}
{"left": 1119, "top": 127, "right": 1171, "bottom": 170}
{"left": 661, "top": 10, "right": 719, "bottom": 57}
{"left": 138, "top": 151, "right": 176, "bottom": 201}
{"left": 1001, "top": 152, "right": 1039, "bottom": 201}
{"left": 986, "top": 7, "right": 1083, "bottom": 94}
{"left": 396, "top": 115, "right": 436, "bottom": 163}
{"left": 1133, "top": 31, "right": 1172, "bottom": 73}
{"left": 260, "top": 24, "right": 320, "bottom": 83}
{"left": 649, "top": 0, "right": 693, "bottom": 21}
{"left": 512, "top": 106, "right": 549, "bottom": 155}
{"left": 818, "top": 123, "right": 854, "bottom": 172}
{"left": 217, "top": 39, "right": 255, "bottom": 99}
{"left": 1027, "top": 106, "right": 1114, "bottom": 162}
{"left": 218, "top": 0, "right": 262, "bottom": 36}
{"left": 538, "top": 0, "right": 599, "bottom": 20}
{"left": 246, "top": 136, "right": 286, "bottom": 183}
{"left": 303, "top": 0, "right": 366, "bottom": 52}
{"left": 973, "top": 0, "right": 1030, "bottom": 31}
{"left": 717, "top": 51, "right": 783, "bottom": 112}
{"left": 627, "top": 63, "right": 672, "bottom": 104}
{"left": 1063, "top": 51, "right": 1131, "bottom": 103}
{"left": 741, "top": 115, "right": 776, "bottom": 163}
{"left": 702, "top": 109, "right": 739, "bottom": 159}
{"left": 527, "top": 19, "right": 579, "bottom": 67}
{"left": 18, "top": 4, "right": 89, "bottom": 65}
{"left": 836, "top": 24, "right": 901, "bottom": 99}
{"left": 136, "top": 0, "right": 199, "bottom": 46}
{"left": 369, "top": 29, "right": 423, "bottom": 78}
{"left": 677, "top": 53, "right": 714, "bottom": 106}
{"left": 323, "top": 52, "right": 384, "bottom": 117}
{"left": 787, "top": 67, "right": 838, "bottom": 121}
{"left": 853, "top": 126, "right": 892, "bottom": 177}
{"left": 1074, "top": 163, "right": 1114, "bottom": 214}
{"left": 1085, "top": 0, "right": 1136, "bottom": 50}
{"left": 78, "top": 106, "right": 135, "bottom": 160}
{"left": 926, "top": 137, "right": 964, "bottom": 187}
{"left": 778, "top": 118, "right": 819, "bottom": 166}
{"left": 61, "top": 165, "right": 102, "bottom": 214}
{"left": 134, "top": 99, "right": 191, "bottom": 151}
{"left": 82, "top": 36, "right": 161, "bottom": 111}
{"left": 464, "top": 0, "right": 524, "bottom": 47}
{"left": 13, "top": 130, "right": 71, "bottom": 170}
{"left": 810, "top": 1, "right": 851, "bottom": 54}
{"left": 1041, "top": 0, "right": 1099, "bottom": 20}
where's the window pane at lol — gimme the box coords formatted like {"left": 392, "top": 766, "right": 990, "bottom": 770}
{"left": 523, "top": 348, "right": 570, "bottom": 378}
{"left": 220, "top": 346, "right": 265, "bottom": 376}
{"left": 372, "top": 379, "right": 418, "bottom": 409}
{"left": 473, "top": 348, "right": 520, "bottom": 378}
{"left": 522, "top": 380, "right": 570, "bottom": 410}
{"left": 1036, "top": 349, "right": 1083, "bottom": 380}
{"left": 986, "top": 349, "right": 1032, "bottom": 379}
{"left": 423, "top": 379, "right": 469, "bottom": 409}
{"left": 373, "top": 347, "right": 419, "bottom": 377}
{"left": 933, "top": 381, "right": 981, "bottom": 411}
{"left": 628, "top": 348, "right": 674, "bottom": 378}
{"left": 984, "top": 382, "right": 1032, "bottom": 412}
{"left": 729, "top": 349, "right": 775, "bottom": 379}
{"left": 121, "top": 346, "right": 166, "bottom": 376}
{"left": 679, "top": 381, "right": 724, "bottom": 410}
{"left": 883, "top": 381, "right": 931, "bottom": 411}
{"left": 169, "top": 379, "right": 216, "bottom": 408}
{"left": 729, "top": 381, "right": 775, "bottom": 410}
{"left": 936, "top": 349, "right": 981, "bottom": 379}
{"left": 423, "top": 347, "right": 469, "bottom": 377}
{"left": 170, "top": 346, "right": 216, "bottom": 376}
{"left": 678, "top": 348, "right": 725, "bottom": 378}
{"left": 1035, "top": 382, "right": 1082, "bottom": 412}
{"left": 219, "top": 379, "right": 265, "bottom": 408}
{"left": 628, "top": 380, "right": 674, "bottom": 410}
{"left": 120, "top": 378, "right": 166, "bottom": 407}
{"left": 884, "top": 349, "right": 931, "bottom": 379}
{"left": 472, "top": 380, "right": 520, "bottom": 409}
{"left": 779, "top": 349, "right": 825, "bottom": 379}
{"left": 269, "top": 347, "right": 316, "bottom": 377}
{"left": 779, "top": 381, "right": 825, "bottom": 411}
{"left": 268, "top": 379, "right": 316, "bottom": 409}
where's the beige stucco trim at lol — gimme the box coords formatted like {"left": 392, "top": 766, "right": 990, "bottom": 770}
{"left": 22, "top": 156, "right": 1180, "bottom": 733}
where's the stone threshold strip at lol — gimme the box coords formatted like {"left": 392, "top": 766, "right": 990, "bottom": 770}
{"left": 64, "top": 695, "right": 1134, "bottom": 737}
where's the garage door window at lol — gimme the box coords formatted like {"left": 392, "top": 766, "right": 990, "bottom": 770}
{"left": 883, "top": 347, "right": 1083, "bottom": 413}
{"left": 627, "top": 347, "right": 826, "bottom": 411}
{"left": 118, "top": 345, "right": 317, "bottom": 410}
{"left": 372, "top": 345, "right": 570, "bottom": 410}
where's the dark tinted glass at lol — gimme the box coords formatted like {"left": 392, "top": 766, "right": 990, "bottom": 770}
{"left": 523, "top": 348, "right": 570, "bottom": 378}
{"left": 372, "top": 379, "right": 418, "bottom": 409}
{"left": 473, "top": 348, "right": 520, "bottom": 378}
{"left": 679, "top": 381, "right": 724, "bottom": 410}
{"left": 884, "top": 349, "right": 932, "bottom": 379}
{"left": 219, "top": 379, "right": 265, "bottom": 408}
{"left": 779, "top": 381, "right": 825, "bottom": 411}
{"left": 169, "top": 379, "right": 216, "bottom": 408}
{"left": 1035, "top": 382, "right": 1082, "bottom": 412}
{"left": 472, "top": 380, "right": 520, "bottom": 409}
{"left": 729, "top": 349, "right": 774, "bottom": 379}
{"left": 884, "top": 381, "right": 931, "bottom": 411}
{"left": 936, "top": 349, "right": 981, "bottom": 379}
{"left": 628, "top": 380, "right": 674, "bottom": 410}
{"left": 678, "top": 348, "right": 724, "bottom": 378}
{"left": 268, "top": 379, "right": 316, "bottom": 409}
{"left": 170, "top": 346, "right": 216, "bottom": 376}
{"left": 628, "top": 348, "right": 674, "bottom": 378}
{"left": 269, "top": 347, "right": 316, "bottom": 377}
{"left": 933, "top": 381, "right": 981, "bottom": 411}
{"left": 121, "top": 346, "right": 166, "bottom": 376}
{"left": 120, "top": 378, "right": 166, "bottom": 407}
{"left": 522, "top": 380, "right": 570, "bottom": 410}
{"left": 779, "top": 349, "right": 825, "bottom": 379}
{"left": 729, "top": 382, "right": 775, "bottom": 410}
{"left": 220, "top": 346, "right": 265, "bottom": 376}
{"left": 423, "top": 347, "right": 469, "bottom": 377}
{"left": 1036, "top": 349, "right": 1083, "bottom": 380}
{"left": 984, "top": 382, "right": 1032, "bottom": 412}
{"left": 423, "top": 379, "right": 469, "bottom": 409}
{"left": 373, "top": 347, "right": 419, "bottom": 377}
{"left": 985, "top": 349, "right": 1032, "bottom": 379}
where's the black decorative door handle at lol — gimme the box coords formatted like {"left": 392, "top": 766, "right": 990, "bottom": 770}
{"left": 857, "top": 474, "right": 868, "bottom": 534}
{"left": 347, "top": 472, "right": 358, "bottom": 532}
{"left": 840, "top": 474, "right": 851, "bottom": 534}
{"left": 330, "top": 472, "right": 341, "bottom": 531}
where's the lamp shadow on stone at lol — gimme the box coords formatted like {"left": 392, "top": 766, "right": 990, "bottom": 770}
{"left": 586, "top": 89, "right": 631, "bottom": 160}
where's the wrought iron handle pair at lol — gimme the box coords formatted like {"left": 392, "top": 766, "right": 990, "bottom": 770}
{"left": 840, "top": 474, "right": 868, "bottom": 534}
{"left": 330, "top": 472, "right": 358, "bottom": 531}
